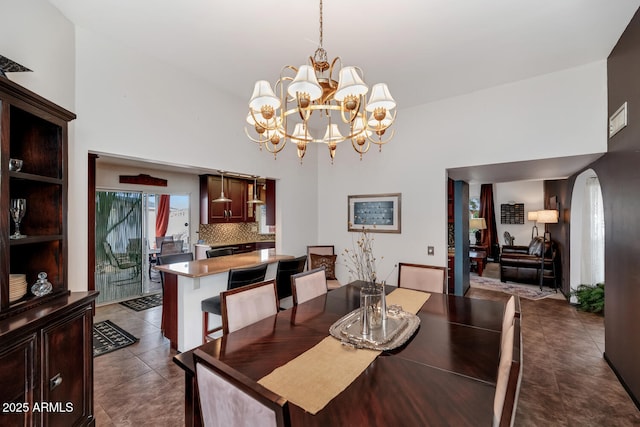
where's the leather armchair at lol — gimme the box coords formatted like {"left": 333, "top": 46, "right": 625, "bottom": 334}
{"left": 499, "top": 237, "right": 559, "bottom": 288}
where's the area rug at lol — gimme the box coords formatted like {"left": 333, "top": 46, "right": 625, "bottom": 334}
{"left": 93, "top": 320, "right": 138, "bottom": 357}
{"left": 119, "top": 293, "right": 163, "bottom": 311}
{"left": 470, "top": 275, "right": 561, "bottom": 300}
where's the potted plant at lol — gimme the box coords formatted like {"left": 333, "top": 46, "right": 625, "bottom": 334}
{"left": 572, "top": 283, "right": 605, "bottom": 314}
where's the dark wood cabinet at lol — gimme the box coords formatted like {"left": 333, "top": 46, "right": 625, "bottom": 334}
{"left": 200, "top": 175, "right": 247, "bottom": 223}
{"left": 0, "top": 78, "right": 98, "bottom": 426}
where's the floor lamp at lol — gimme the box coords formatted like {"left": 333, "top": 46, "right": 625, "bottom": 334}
{"left": 469, "top": 218, "right": 487, "bottom": 247}
{"left": 527, "top": 211, "right": 538, "bottom": 240}
{"left": 536, "top": 209, "right": 558, "bottom": 290}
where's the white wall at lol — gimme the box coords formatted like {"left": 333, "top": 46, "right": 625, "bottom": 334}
{"left": 317, "top": 62, "right": 607, "bottom": 285}
{"left": 67, "top": 27, "right": 320, "bottom": 290}
{"left": 0, "top": 0, "right": 75, "bottom": 110}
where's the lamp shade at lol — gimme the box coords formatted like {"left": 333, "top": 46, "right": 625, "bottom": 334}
{"left": 287, "top": 65, "right": 323, "bottom": 101}
{"left": 536, "top": 209, "right": 558, "bottom": 224}
{"left": 249, "top": 80, "right": 281, "bottom": 113}
{"left": 470, "top": 218, "right": 487, "bottom": 230}
{"left": 366, "top": 83, "right": 396, "bottom": 111}
{"left": 527, "top": 211, "right": 538, "bottom": 221}
{"left": 291, "top": 123, "right": 312, "bottom": 141}
{"left": 323, "top": 124, "right": 344, "bottom": 142}
{"left": 334, "top": 66, "right": 368, "bottom": 102}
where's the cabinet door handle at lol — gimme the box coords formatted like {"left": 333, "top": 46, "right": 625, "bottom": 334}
{"left": 50, "top": 373, "right": 63, "bottom": 391}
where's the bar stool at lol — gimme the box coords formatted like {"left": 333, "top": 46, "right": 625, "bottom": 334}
{"left": 201, "top": 263, "right": 268, "bottom": 343}
{"left": 274, "top": 255, "right": 307, "bottom": 310}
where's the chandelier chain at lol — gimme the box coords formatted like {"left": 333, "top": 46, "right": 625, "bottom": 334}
{"left": 319, "top": 0, "right": 323, "bottom": 47}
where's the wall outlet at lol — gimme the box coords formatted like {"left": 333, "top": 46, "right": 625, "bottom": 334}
{"left": 427, "top": 246, "right": 434, "bottom": 255}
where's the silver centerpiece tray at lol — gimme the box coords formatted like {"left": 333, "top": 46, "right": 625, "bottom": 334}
{"left": 329, "top": 305, "right": 420, "bottom": 351}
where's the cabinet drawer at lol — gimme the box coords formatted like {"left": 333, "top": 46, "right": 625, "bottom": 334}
{"left": 0, "top": 334, "right": 36, "bottom": 426}
{"left": 41, "top": 307, "right": 93, "bottom": 427}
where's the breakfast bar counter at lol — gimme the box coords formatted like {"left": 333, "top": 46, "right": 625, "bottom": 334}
{"left": 155, "top": 249, "right": 293, "bottom": 351}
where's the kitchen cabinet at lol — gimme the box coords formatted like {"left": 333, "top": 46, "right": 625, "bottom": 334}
{"left": 0, "top": 78, "right": 98, "bottom": 425}
{"left": 200, "top": 175, "right": 247, "bottom": 223}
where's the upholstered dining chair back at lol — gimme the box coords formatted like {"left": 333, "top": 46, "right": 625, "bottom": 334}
{"left": 291, "top": 267, "right": 328, "bottom": 305}
{"left": 494, "top": 318, "right": 522, "bottom": 427}
{"left": 202, "top": 263, "right": 269, "bottom": 342}
{"left": 306, "top": 245, "right": 341, "bottom": 289}
{"left": 275, "top": 256, "right": 307, "bottom": 302}
{"left": 306, "top": 245, "right": 334, "bottom": 268}
{"left": 397, "top": 263, "right": 447, "bottom": 293}
{"left": 193, "top": 349, "right": 291, "bottom": 427}
{"left": 501, "top": 296, "right": 516, "bottom": 347}
{"left": 221, "top": 279, "right": 279, "bottom": 334}
{"left": 206, "top": 247, "right": 234, "bottom": 258}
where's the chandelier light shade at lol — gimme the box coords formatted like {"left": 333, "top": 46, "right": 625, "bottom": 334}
{"left": 244, "top": 0, "right": 397, "bottom": 163}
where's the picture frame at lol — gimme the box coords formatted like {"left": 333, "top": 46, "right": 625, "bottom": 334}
{"left": 348, "top": 193, "right": 401, "bottom": 233}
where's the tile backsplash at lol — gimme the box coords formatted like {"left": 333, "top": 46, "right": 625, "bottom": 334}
{"left": 199, "top": 223, "right": 275, "bottom": 244}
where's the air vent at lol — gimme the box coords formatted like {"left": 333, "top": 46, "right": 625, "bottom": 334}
{"left": 609, "top": 102, "right": 627, "bottom": 138}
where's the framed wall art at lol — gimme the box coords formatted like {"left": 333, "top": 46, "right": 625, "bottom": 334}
{"left": 348, "top": 193, "right": 401, "bottom": 233}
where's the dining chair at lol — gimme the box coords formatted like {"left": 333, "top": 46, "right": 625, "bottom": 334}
{"left": 291, "top": 267, "right": 328, "bottom": 305}
{"left": 206, "top": 247, "right": 235, "bottom": 258}
{"left": 156, "top": 235, "right": 173, "bottom": 250}
{"left": 397, "top": 262, "right": 447, "bottom": 293}
{"left": 193, "top": 348, "right": 291, "bottom": 427}
{"left": 221, "top": 279, "right": 279, "bottom": 334}
{"left": 307, "top": 245, "right": 341, "bottom": 289}
{"left": 494, "top": 317, "right": 522, "bottom": 427}
{"left": 501, "top": 295, "right": 516, "bottom": 348}
{"left": 274, "top": 255, "right": 307, "bottom": 310}
{"left": 201, "top": 263, "right": 268, "bottom": 342}
{"left": 160, "top": 239, "right": 183, "bottom": 255}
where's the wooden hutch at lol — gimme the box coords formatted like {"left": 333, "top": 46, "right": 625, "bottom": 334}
{"left": 0, "top": 78, "right": 98, "bottom": 426}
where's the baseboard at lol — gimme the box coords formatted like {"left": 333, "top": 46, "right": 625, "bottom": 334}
{"left": 604, "top": 351, "right": 640, "bottom": 411}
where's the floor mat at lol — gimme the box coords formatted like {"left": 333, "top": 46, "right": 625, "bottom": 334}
{"left": 470, "top": 274, "right": 563, "bottom": 300}
{"left": 119, "top": 293, "right": 163, "bottom": 311}
{"left": 93, "top": 320, "right": 138, "bottom": 357}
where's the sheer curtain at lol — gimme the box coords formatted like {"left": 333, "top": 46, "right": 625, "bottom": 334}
{"left": 581, "top": 177, "right": 605, "bottom": 285}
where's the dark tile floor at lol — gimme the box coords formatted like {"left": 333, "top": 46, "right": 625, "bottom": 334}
{"left": 94, "top": 284, "right": 640, "bottom": 426}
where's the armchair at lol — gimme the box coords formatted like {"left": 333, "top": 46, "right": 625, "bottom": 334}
{"left": 499, "top": 237, "right": 559, "bottom": 288}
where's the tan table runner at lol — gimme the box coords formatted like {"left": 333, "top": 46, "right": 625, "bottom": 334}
{"left": 258, "top": 287, "right": 430, "bottom": 414}
{"left": 386, "top": 287, "right": 431, "bottom": 314}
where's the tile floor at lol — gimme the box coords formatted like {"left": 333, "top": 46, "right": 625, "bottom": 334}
{"left": 93, "top": 282, "right": 640, "bottom": 426}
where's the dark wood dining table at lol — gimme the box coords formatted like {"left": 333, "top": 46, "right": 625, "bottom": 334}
{"left": 173, "top": 282, "right": 506, "bottom": 426}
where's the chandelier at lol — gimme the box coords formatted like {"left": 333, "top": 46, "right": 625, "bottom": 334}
{"left": 245, "top": 0, "right": 397, "bottom": 164}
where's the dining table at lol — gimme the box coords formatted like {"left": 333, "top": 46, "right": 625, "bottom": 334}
{"left": 173, "top": 281, "right": 506, "bottom": 426}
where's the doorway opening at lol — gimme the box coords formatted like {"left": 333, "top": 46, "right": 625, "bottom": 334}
{"left": 569, "top": 169, "right": 605, "bottom": 303}
{"left": 95, "top": 190, "right": 190, "bottom": 305}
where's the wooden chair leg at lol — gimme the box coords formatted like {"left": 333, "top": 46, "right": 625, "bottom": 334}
{"left": 202, "top": 311, "right": 222, "bottom": 344}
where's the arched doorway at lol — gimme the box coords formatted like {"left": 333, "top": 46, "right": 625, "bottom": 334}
{"left": 569, "top": 169, "right": 605, "bottom": 303}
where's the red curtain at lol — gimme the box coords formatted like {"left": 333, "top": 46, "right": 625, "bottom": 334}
{"left": 479, "top": 184, "right": 498, "bottom": 254}
{"left": 155, "top": 194, "right": 170, "bottom": 238}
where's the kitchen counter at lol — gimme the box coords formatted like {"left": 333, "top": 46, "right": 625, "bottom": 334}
{"left": 155, "top": 248, "right": 288, "bottom": 278}
{"left": 154, "top": 249, "right": 292, "bottom": 351}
